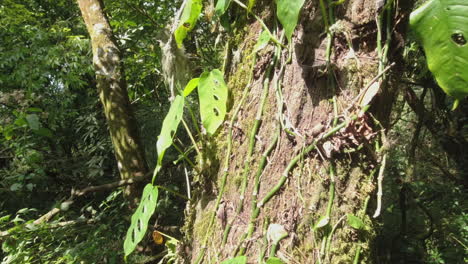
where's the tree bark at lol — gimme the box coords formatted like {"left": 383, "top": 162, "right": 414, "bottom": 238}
{"left": 181, "top": 1, "right": 410, "bottom": 263}
{"left": 76, "top": 0, "right": 148, "bottom": 200}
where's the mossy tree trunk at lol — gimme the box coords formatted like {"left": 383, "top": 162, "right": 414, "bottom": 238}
{"left": 77, "top": 0, "right": 148, "bottom": 200}
{"left": 181, "top": 1, "right": 418, "bottom": 263}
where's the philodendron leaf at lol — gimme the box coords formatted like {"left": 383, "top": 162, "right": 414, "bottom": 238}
{"left": 220, "top": 256, "right": 247, "bottom": 264}
{"left": 266, "top": 257, "right": 285, "bottom": 264}
{"left": 215, "top": 0, "right": 231, "bottom": 17}
{"left": 124, "top": 184, "right": 159, "bottom": 257}
{"left": 174, "top": 0, "right": 203, "bottom": 48}
{"left": 276, "top": 0, "right": 305, "bottom": 43}
{"left": 198, "top": 69, "right": 228, "bottom": 135}
{"left": 183, "top": 78, "right": 200, "bottom": 97}
{"left": 154, "top": 95, "right": 185, "bottom": 179}
{"left": 347, "top": 214, "right": 365, "bottom": 230}
{"left": 410, "top": 0, "right": 468, "bottom": 108}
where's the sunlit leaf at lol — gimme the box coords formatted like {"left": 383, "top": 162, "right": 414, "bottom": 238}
{"left": 248, "top": 0, "right": 256, "bottom": 13}
{"left": 347, "top": 214, "right": 365, "bottom": 230}
{"left": 220, "top": 256, "right": 247, "bottom": 264}
{"left": 174, "top": 0, "right": 203, "bottom": 48}
{"left": 253, "top": 30, "right": 271, "bottom": 53}
{"left": 266, "top": 257, "right": 285, "bottom": 264}
{"left": 410, "top": 0, "right": 468, "bottom": 108}
{"left": 183, "top": 78, "right": 200, "bottom": 97}
{"left": 314, "top": 216, "right": 329, "bottom": 229}
{"left": 154, "top": 95, "right": 185, "bottom": 180}
{"left": 124, "top": 184, "right": 159, "bottom": 257}
{"left": 215, "top": 0, "right": 232, "bottom": 17}
{"left": 276, "top": 0, "right": 305, "bottom": 43}
{"left": 198, "top": 69, "right": 228, "bottom": 135}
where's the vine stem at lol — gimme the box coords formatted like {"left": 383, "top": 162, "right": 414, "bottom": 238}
{"left": 372, "top": 153, "right": 387, "bottom": 218}
{"left": 222, "top": 36, "right": 282, "bottom": 246}
{"left": 195, "top": 37, "right": 261, "bottom": 264}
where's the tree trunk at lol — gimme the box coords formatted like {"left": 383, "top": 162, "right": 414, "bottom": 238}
{"left": 77, "top": 0, "right": 148, "bottom": 200}
{"left": 182, "top": 1, "right": 412, "bottom": 263}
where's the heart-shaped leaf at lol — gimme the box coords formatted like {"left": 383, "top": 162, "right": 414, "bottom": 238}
{"left": 198, "top": 69, "right": 228, "bottom": 135}
{"left": 276, "top": 0, "right": 305, "bottom": 43}
{"left": 124, "top": 184, "right": 159, "bottom": 257}
{"left": 410, "top": 0, "right": 468, "bottom": 105}
{"left": 220, "top": 256, "right": 247, "bottom": 264}
{"left": 174, "top": 0, "right": 203, "bottom": 48}
{"left": 154, "top": 95, "right": 185, "bottom": 179}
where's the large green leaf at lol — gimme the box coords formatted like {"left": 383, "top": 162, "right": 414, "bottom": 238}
{"left": 174, "top": 0, "right": 203, "bottom": 48}
{"left": 124, "top": 184, "right": 159, "bottom": 257}
{"left": 220, "top": 256, "right": 247, "bottom": 264}
{"left": 154, "top": 95, "right": 185, "bottom": 179}
{"left": 275, "top": 0, "right": 305, "bottom": 43}
{"left": 198, "top": 69, "right": 228, "bottom": 135}
{"left": 410, "top": 0, "right": 468, "bottom": 105}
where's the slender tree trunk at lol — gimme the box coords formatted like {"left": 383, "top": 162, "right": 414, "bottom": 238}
{"left": 181, "top": 1, "right": 413, "bottom": 263}
{"left": 77, "top": 0, "right": 148, "bottom": 200}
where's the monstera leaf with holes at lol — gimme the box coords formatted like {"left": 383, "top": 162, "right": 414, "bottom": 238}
{"left": 124, "top": 184, "right": 159, "bottom": 257}
{"left": 410, "top": 0, "right": 468, "bottom": 108}
{"left": 198, "top": 69, "right": 228, "bottom": 135}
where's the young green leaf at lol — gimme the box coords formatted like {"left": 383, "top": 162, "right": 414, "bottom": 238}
{"left": 124, "top": 184, "right": 159, "bottom": 257}
{"left": 276, "top": 0, "right": 305, "bottom": 43}
{"left": 266, "top": 257, "right": 285, "bottom": 264}
{"left": 410, "top": 0, "right": 468, "bottom": 108}
{"left": 25, "top": 114, "right": 40, "bottom": 130}
{"left": 198, "top": 69, "right": 228, "bottom": 135}
{"left": 314, "top": 216, "right": 329, "bottom": 230}
{"left": 248, "top": 0, "right": 256, "bottom": 13}
{"left": 215, "top": 0, "right": 232, "bottom": 17}
{"left": 220, "top": 256, "right": 247, "bottom": 264}
{"left": 174, "top": 0, "right": 203, "bottom": 48}
{"left": 253, "top": 30, "right": 271, "bottom": 53}
{"left": 347, "top": 214, "right": 365, "bottom": 230}
{"left": 183, "top": 78, "right": 200, "bottom": 97}
{"left": 154, "top": 95, "right": 185, "bottom": 179}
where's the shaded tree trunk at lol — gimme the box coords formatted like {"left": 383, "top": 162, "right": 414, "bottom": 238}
{"left": 77, "top": 0, "right": 148, "bottom": 200}
{"left": 181, "top": 1, "right": 414, "bottom": 263}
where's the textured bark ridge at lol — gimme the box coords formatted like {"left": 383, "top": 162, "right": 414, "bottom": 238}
{"left": 77, "top": 0, "right": 148, "bottom": 199}
{"left": 182, "top": 1, "right": 404, "bottom": 263}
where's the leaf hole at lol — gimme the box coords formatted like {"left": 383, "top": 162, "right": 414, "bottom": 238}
{"left": 213, "top": 94, "right": 219, "bottom": 101}
{"left": 170, "top": 130, "right": 175, "bottom": 137}
{"left": 213, "top": 108, "right": 220, "bottom": 116}
{"left": 451, "top": 33, "right": 467, "bottom": 46}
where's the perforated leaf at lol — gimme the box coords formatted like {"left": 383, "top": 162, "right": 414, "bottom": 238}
{"left": 215, "top": 0, "right": 231, "bottom": 17}
{"left": 198, "top": 69, "right": 228, "bottom": 135}
{"left": 220, "top": 256, "right": 247, "bottom": 264}
{"left": 410, "top": 0, "right": 468, "bottom": 104}
{"left": 154, "top": 95, "right": 185, "bottom": 179}
{"left": 183, "top": 78, "right": 199, "bottom": 97}
{"left": 174, "top": 0, "right": 203, "bottom": 48}
{"left": 276, "top": 0, "right": 305, "bottom": 43}
{"left": 124, "top": 184, "right": 159, "bottom": 257}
